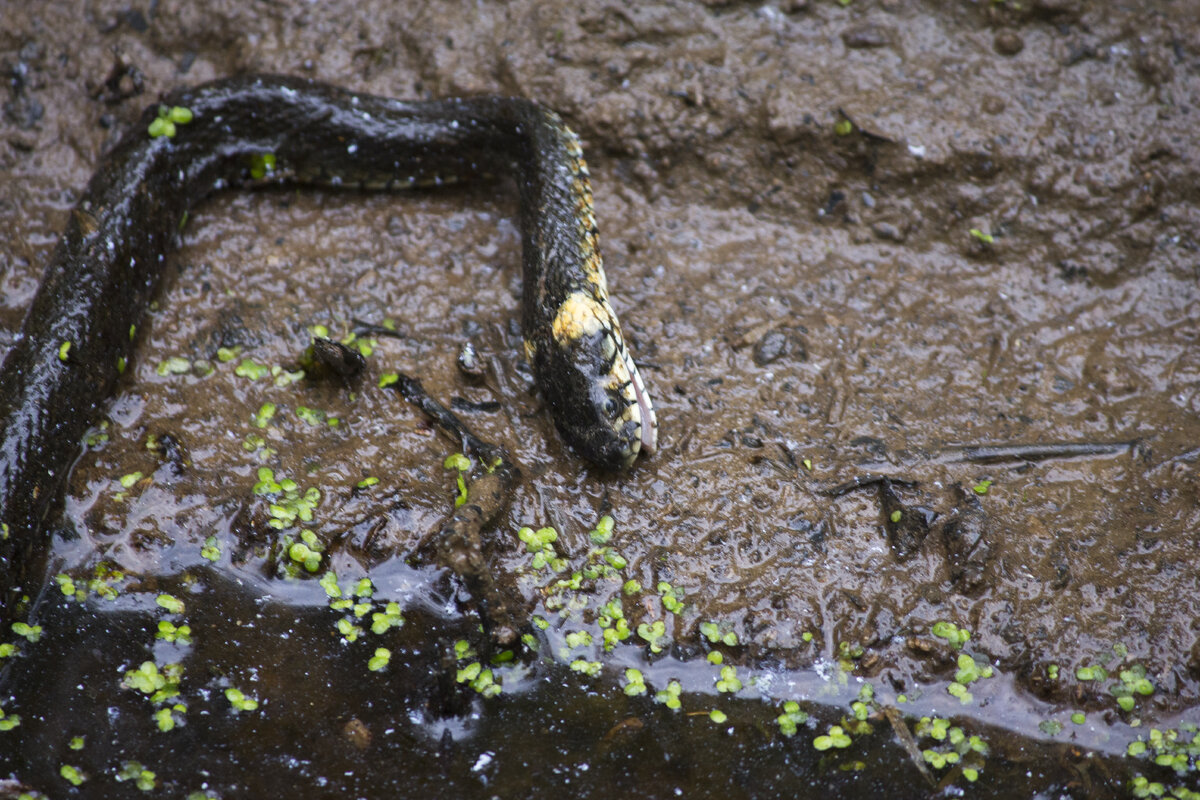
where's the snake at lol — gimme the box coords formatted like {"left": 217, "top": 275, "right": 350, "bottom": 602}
{"left": 0, "top": 74, "right": 658, "bottom": 553}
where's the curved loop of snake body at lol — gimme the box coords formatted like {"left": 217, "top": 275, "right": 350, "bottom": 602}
{"left": 0, "top": 74, "right": 658, "bottom": 546}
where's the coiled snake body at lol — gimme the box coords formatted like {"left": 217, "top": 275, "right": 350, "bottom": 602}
{"left": 0, "top": 75, "right": 657, "bottom": 557}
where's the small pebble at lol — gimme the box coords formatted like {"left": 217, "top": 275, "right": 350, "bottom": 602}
{"left": 994, "top": 30, "right": 1024, "bottom": 56}
{"left": 842, "top": 24, "right": 890, "bottom": 49}
{"left": 457, "top": 341, "right": 486, "bottom": 379}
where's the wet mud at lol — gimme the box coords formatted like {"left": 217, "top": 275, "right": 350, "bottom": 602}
{"left": 2, "top": 1, "right": 1199, "bottom": 797}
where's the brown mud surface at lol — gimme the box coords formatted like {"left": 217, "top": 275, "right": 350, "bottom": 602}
{"left": 1, "top": 1, "right": 1199, "bottom": 797}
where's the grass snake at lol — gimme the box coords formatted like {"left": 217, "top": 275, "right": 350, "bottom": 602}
{"left": 0, "top": 74, "right": 658, "bottom": 592}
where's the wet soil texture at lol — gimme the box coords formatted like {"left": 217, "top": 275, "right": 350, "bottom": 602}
{"left": 1, "top": 1, "right": 1198, "bottom": 798}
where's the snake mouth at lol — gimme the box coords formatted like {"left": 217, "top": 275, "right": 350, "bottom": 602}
{"left": 626, "top": 351, "right": 658, "bottom": 458}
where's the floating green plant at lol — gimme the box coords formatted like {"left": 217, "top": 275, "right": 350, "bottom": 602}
{"left": 148, "top": 104, "right": 193, "bottom": 138}
{"left": 777, "top": 701, "right": 808, "bottom": 737}
{"left": 224, "top": 687, "right": 259, "bottom": 712}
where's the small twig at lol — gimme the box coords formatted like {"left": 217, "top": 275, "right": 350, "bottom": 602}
{"left": 823, "top": 474, "right": 918, "bottom": 498}
{"left": 882, "top": 705, "right": 936, "bottom": 788}
{"left": 939, "top": 441, "right": 1135, "bottom": 465}
{"left": 387, "top": 373, "right": 523, "bottom": 646}
{"left": 351, "top": 318, "right": 404, "bottom": 339}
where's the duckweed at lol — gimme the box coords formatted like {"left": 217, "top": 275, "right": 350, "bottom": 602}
{"left": 654, "top": 679, "right": 683, "bottom": 710}
{"left": 293, "top": 406, "right": 322, "bottom": 426}
{"left": 836, "top": 640, "right": 865, "bottom": 672}
{"left": 224, "top": 687, "right": 259, "bottom": 712}
{"left": 116, "top": 760, "right": 157, "bottom": 791}
{"left": 715, "top": 665, "right": 743, "bottom": 694}
{"left": 570, "top": 659, "right": 602, "bottom": 678}
{"left": 709, "top": 709, "right": 728, "bottom": 723}
{"left": 0, "top": 703, "right": 19, "bottom": 731}
{"left": 370, "top": 602, "right": 404, "bottom": 635}
{"left": 657, "top": 581, "right": 684, "bottom": 615}
{"left": 368, "top": 648, "right": 391, "bottom": 672}
{"left": 123, "top": 661, "right": 183, "bottom": 705}
{"left": 776, "top": 701, "right": 808, "bottom": 736}
{"left": 54, "top": 573, "right": 81, "bottom": 601}
{"left": 948, "top": 653, "right": 993, "bottom": 704}
{"left": 249, "top": 152, "right": 277, "bottom": 180}
{"left": 623, "top": 668, "right": 647, "bottom": 696}
{"left": 597, "top": 597, "right": 631, "bottom": 651}
{"left": 968, "top": 228, "right": 994, "bottom": 245}
{"left": 59, "top": 764, "right": 85, "bottom": 786}
{"left": 930, "top": 621, "right": 970, "bottom": 649}
{"left": 518, "top": 525, "right": 566, "bottom": 572}
{"left": 443, "top": 453, "right": 470, "bottom": 507}
{"left": 254, "top": 402, "right": 277, "bottom": 428}
{"left": 971, "top": 479, "right": 993, "bottom": 494}
{"left": 154, "top": 705, "right": 186, "bottom": 732}
{"left": 234, "top": 359, "right": 270, "bottom": 380}
{"left": 148, "top": 104, "right": 193, "bottom": 138}
{"left": 588, "top": 515, "right": 616, "bottom": 544}
{"left": 1128, "top": 775, "right": 1171, "bottom": 799}
{"left": 699, "top": 621, "right": 739, "bottom": 647}
{"left": 336, "top": 618, "right": 364, "bottom": 642}
{"left": 637, "top": 620, "right": 668, "bottom": 654}
{"left": 156, "top": 594, "right": 185, "bottom": 614}
{"left": 1112, "top": 664, "right": 1155, "bottom": 712}
{"left": 12, "top": 622, "right": 41, "bottom": 643}
{"left": 201, "top": 535, "right": 221, "bottom": 562}
{"left": 319, "top": 570, "right": 342, "bottom": 600}
{"left": 914, "top": 717, "right": 988, "bottom": 781}
{"left": 87, "top": 562, "right": 126, "bottom": 600}
{"left": 564, "top": 630, "right": 594, "bottom": 650}
{"left": 0, "top": 643, "right": 16, "bottom": 658}
{"left": 255, "top": 472, "right": 320, "bottom": 531}
{"left": 1126, "top": 726, "right": 1200, "bottom": 777}
{"left": 456, "top": 662, "right": 502, "bottom": 697}
{"left": 944, "top": 677, "right": 980, "bottom": 713}
{"left": 813, "top": 725, "right": 852, "bottom": 751}
{"left": 83, "top": 422, "right": 110, "bottom": 448}
{"left": 156, "top": 356, "right": 192, "bottom": 376}
{"left": 287, "top": 529, "right": 325, "bottom": 573}
{"left": 156, "top": 620, "right": 192, "bottom": 645}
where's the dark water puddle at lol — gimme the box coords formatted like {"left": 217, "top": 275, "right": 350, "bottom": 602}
{"left": 0, "top": 564, "right": 1185, "bottom": 799}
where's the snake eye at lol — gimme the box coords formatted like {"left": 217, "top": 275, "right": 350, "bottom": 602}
{"left": 604, "top": 396, "right": 619, "bottom": 418}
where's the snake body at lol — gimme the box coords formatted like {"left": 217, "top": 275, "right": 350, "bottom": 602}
{"left": 0, "top": 75, "right": 657, "bottom": 561}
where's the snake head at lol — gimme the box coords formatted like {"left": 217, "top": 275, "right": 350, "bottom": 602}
{"left": 531, "top": 294, "right": 657, "bottom": 470}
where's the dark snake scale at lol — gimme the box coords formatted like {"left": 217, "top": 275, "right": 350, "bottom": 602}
{"left": 0, "top": 75, "right": 658, "bottom": 556}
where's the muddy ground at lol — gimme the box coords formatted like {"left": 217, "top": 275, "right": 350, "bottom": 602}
{"left": 1, "top": 0, "right": 1199, "bottom": 797}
